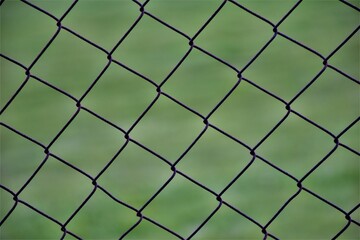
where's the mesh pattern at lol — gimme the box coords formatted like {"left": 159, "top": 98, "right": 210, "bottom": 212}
{"left": 1, "top": 0, "right": 359, "bottom": 239}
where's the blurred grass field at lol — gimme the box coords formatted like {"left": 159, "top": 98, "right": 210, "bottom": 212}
{"left": 1, "top": 0, "right": 359, "bottom": 239}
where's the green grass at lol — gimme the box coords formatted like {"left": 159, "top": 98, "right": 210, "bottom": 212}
{"left": 1, "top": 0, "right": 359, "bottom": 239}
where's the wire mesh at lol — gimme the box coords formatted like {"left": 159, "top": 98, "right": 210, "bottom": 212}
{"left": 0, "top": 0, "right": 359, "bottom": 239}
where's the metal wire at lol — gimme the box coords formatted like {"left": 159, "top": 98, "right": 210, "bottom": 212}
{"left": 1, "top": 0, "right": 359, "bottom": 239}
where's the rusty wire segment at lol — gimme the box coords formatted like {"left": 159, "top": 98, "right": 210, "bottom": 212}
{"left": 0, "top": 0, "right": 359, "bottom": 239}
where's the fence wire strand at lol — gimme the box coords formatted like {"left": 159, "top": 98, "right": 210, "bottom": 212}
{"left": 0, "top": 0, "right": 359, "bottom": 239}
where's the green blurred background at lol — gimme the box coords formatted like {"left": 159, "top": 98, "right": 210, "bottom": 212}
{"left": 1, "top": 0, "right": 359, "bottom": 239}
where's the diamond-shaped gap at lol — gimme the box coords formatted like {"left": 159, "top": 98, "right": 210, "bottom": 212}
{"left": 192, "top": 204, "right": 264, "bottom": 239}
{"left": 0, "top": 188, "right": 15, "bottom": 221}
{"left": 222, "top": 158, "right": 296, "bottom": 225}
{"left": 1, "top": 126, "right": 45, "bottom": 191}
{"left": 292, "top": 68, "right": 359, "bottom": 134}
{"left": 337, "top": 223, "right": 360, "bottom": 240}
{"left": 27, "top": 0, "right": 73, "bottom": 18}
{"left": 1, "top": 57, "right": 27, "bottom": 110}
{"left": 279, "top": 1, "right": 359, "bottom": 55}
{"left": 130, "top": 95, "right": 204, "bottom": 162}
{"left": 210, "top": 80, "right": 286, "bottom": 146}
{"left": 82, "top": 63, "right": 156, "bottom": 130}
{"left": 0, "top": 77, "right": 75, "bottom": 144}
{"left": 112, "top": 13, "right": 189, "bottom": 84}
{"left": 145, "top": 0, "right": 221, "bottom": 36}
{"left": 350, "top": 207, "right": 360, "bottom": 225}
{"left": 66, "top": 189, "right": 138, "bottom": 239}
{"left": 123, "top": 218, "right": 179, "bottom": 240}
{"left": 235, "top": 0, "right": 298, "bottom": 23}
{"left": 0, "top": 202, "right": 62, "bottom": 239}
{"left": 303, "top": 146, "right": 359, "bottom": 212}
{"left": 256, "top": 113, "right": 334, "bottom": 178}
{"left": 62, "top": 0, "right": 139, "bottom": 50}
{"left": 195, "top": 1, "right": 273, "bottom": 69}
{"left": 62, "top": 234, "right": 78, "bottom": 240}
{"left": 98, "top": 141, "right": 172, "bottom": 209}
{"left": 31, "top": 29, "right": 108, "bottom": 98}
{"left": 19, "top": 156, "right": 93, "bottom": 222}
{"left": 243, "top": 34, "right": 323, "bottom": 101}
{"left": 50, "top": 109, "right": 126, "bottom": 177}
{"left": 177, "top": 127, "right": 251, "bottom": 193}
{"left": 267, "top": 190, "right": 347, "bottom": 239}
{"left": 135, "top": 0, "right": 148, "bottom": 3}
{"left": 339, "top": 121, "right": 359, "bottom": 153}
{"left": 1, "top": 0, "right": 56, "bottom": 65}
{"left": 162, "top": 48, "right": 238, "bottom": 115}
{"left": 142, "top": 175, "right": 219, "bottom": 238}
{"left": 329, "top": 31, "right": 359, "bottom": 79}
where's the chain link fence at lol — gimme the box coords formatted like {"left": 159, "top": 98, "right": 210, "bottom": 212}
{"left": 1, "top": 0, "right": 359, "bottom": 239}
